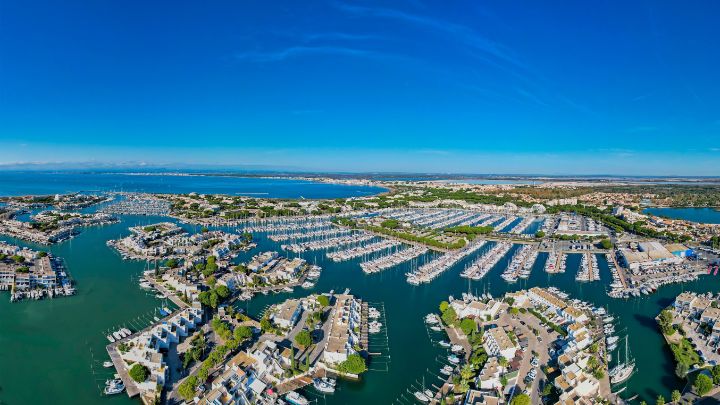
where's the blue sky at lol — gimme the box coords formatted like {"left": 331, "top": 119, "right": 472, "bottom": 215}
{"left": 1, "top": 1, "right": 719, "bottom": 175}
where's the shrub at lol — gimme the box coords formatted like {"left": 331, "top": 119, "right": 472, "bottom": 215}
{"left": 129, "top": 363, "right": 149, "bottom": 383}
{"left": 295, "top": 330, "right": 313, "bottom": 348}
{"left": 317, "top": 295, "right": 330, "bottom": 307}
{"left": 337, "top": 353, "right": 367, "bottom": 374}
{"left": 694, "top": 373, "right": 713, "bottom": 395}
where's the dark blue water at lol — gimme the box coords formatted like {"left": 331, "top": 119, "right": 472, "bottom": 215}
{"left": 0, "top": 172, "right": 386, "bottom": 198}
{"left": 643, "top": 207, "right": 720, "bottom": 224}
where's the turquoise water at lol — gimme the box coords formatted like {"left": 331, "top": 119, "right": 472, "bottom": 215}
{"left": 0, "top": 215, "right": 714, "bottom": 404}
{"left": 644, "top": 207, "right": 720, "bottom": 224}
{"left": 1, "top": 191, "right": 718, "bottom": 404}
{"left": 0, "top": 172, "right": 385, "bottom": 198}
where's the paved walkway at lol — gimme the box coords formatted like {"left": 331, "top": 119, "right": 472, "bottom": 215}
{"left": 144, "top": 274, "right": 189, "bottom": 309}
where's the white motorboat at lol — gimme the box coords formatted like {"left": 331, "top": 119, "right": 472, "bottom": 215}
{"left": 313, "top": 378, "right": 335, "bottom": 394}
{"left": 285, "top": 391, "right": 309, "bottom": 405}
{"left": 104, "top": 379, "right": 125, "bottom": 395}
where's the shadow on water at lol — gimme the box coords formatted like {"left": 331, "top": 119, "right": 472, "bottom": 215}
{"left": 633, "top": 313, "right": 660, "bottom": 331}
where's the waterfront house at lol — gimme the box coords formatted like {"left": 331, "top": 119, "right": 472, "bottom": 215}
{"left": 464, "top": 390, "right": 505, "bottom": 405}
{"left": 270, "top": 299, "right": 302, "bottom": 330}
{"left": 198, "top": 352, "right": 258, "bottom": 405}
{"left": 527, "top": 287, "right": 567, "bottom": 313}
{"left": 690, "top": 297, "right": 712, "bottom": 317}
{"left": 322, "top": 294, "right": 363, "bottom": 365}
{"left": 248, "top": 341, "right": 285, "bottom": 383}
{"left": 477, "top": 357, "right": 505, "bottom": 390}
{"left": 553, "top": 351, "right": 599, "bottom": 403}
{"left": 483, "top": 327, "right": 519, "bottom": 360}
{"left": 450, "top": 298, "right": 502, "bottom": 320}
{"left": 674, "top": 292, "right": 698, "bottom": 312}
{"left": 700, "top": 307, "right": 720, "bottom": 325}
{"left": 247, "top": 251, "right": 279, "bottom": 272}
{"left": 561, "top": 307, "right": 588, "bottom": 324}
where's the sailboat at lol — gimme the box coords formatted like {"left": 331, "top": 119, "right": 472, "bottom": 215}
{"left": 413, "top": 376, "right": 431, "bottom": 403}
{"left": 610, "top": 335, "right": 635, "bottom": 384}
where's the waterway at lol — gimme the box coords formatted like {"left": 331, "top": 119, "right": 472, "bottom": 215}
{"left": 0, "top": 215, "right": 717, "bottom": 404}
{"left": 644, "top": 207, "right": 720, "bottom": 224}
{"left": 0, "top": 171, "right": 385, "bottom": 199}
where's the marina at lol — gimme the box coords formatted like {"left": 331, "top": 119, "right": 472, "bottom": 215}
{"left": 460, "top": 241, "right": 511, "bottom": 280}
{"left": 0, "top": 194, "right": 718, "bottom": 404}
{"left": 406, "top": 241, "right": 486, "bottom": 285}
{"left": 359, "top": 245, "right": 428, "bottom": 274}
{"left": 326, "top": 238, "right": 401, "bottom": 262}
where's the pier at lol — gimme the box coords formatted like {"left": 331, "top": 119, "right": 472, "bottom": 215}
{"left": 143, "top": 274, "right": 189, "bottom": 309}
{"left": 104, "top": 307, "right": 186, "bottom": 399}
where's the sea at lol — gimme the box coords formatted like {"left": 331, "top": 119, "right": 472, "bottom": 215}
{"left": 0, "top": 176, "right": 718, "bottom": 404}
{"left": 0, "top": 171, "right": 386, "bottom": 199}
{"left": 644, "top": 207, "right": 720, "bottom": 224}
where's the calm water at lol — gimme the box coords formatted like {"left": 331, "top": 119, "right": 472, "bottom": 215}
{"left": 0, "top": 205, "right": 716, "bottom": 404}
{"left": 0, "top": 172, "right": 385, "bottom": 199}
{"left": 644, "top": 207, "right": 720, "bottom": 224}
{"left": 0, "top": 217, "right": 712, "bottom": 405}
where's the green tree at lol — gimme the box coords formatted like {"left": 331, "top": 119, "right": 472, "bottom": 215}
{"left": 459, "top": 364, "right": 475, "bottom": 381}
{"left": 599, "top": 238, "right": 613, "bottom": 249}
{"left": 658, "top": 310, "right": 675, "bottom": 335}
{"left": 317, "top": 295, "right": 330, "bottom": 307}
{"left": 260, "top": 318, "right": 273, "bottom": 333}
{"left": 439, "top": 301, "right": 449, "bottom": 313}
{"left": 129, "top": 363, "right": 149, "bottom": 383}
{"left": 205, "top": 275, "right": 216, "bottom": 287}
{"left": 656, "top": 395, "right": 665, "bottom": 405}
{"left": 234, "top": 326, "right": 253, "bottom": 342}
{"left": 671, "top": 390, "right": 681, "bottom": 402}
{"left": 675, "top": 362, "right": 689, "bottom": 378}
{"left": 441, "top": 306, "right": 458, "bottom": 326}
{"left": 178, "top": 376, "right": 198, "bottom": 401}
{"left": 693, "top": 373, "right": 713, "bottom": 395}
{"left": 711, "top": 364, "right": 720, "bottom": 384}
{"left": 165, "top": 258, "right": 178, "bottom": 268}
{"left": 535, "top": 230, "right": 545, "bottom": 238}
{"left": 337, "top": 354, "right": 367, "bottom": 374}
{"left": 295, "top": 330, "right": 313, "bottom": 349}
{"left": 197, "top": 366, "right": 209, "bottom": 383}
{"left": 460, "top": 318, "right": 476, "bottom": 335}
{"left": 215, "top": 285, "right": 231, "bottom": 299}
{"left": 510, "top": 394, "right": 531, "bottom": 405}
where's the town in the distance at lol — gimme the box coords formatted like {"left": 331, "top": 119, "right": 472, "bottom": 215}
{"left": 2, "top": 175, "right": 720, "bottom": 405}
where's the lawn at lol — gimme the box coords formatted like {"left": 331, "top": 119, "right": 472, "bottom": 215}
{"left": 670, "top": 337, "right": 702, "bottom": 368}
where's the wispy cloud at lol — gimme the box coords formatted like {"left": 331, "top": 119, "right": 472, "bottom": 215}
{"left": 234, "top": 46, "right": 375, "bottom": 62}
{"left": 303, "top": 32, "right": 380, "bottom": 42}
{"left": 332, "top": 2, "right": 522, "bottom": 68}
{"left": 515, "top": 87, "right": 549, "bottom": 108}
{"left": 632, "top": 92, "right": 654, "bottom": 102}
